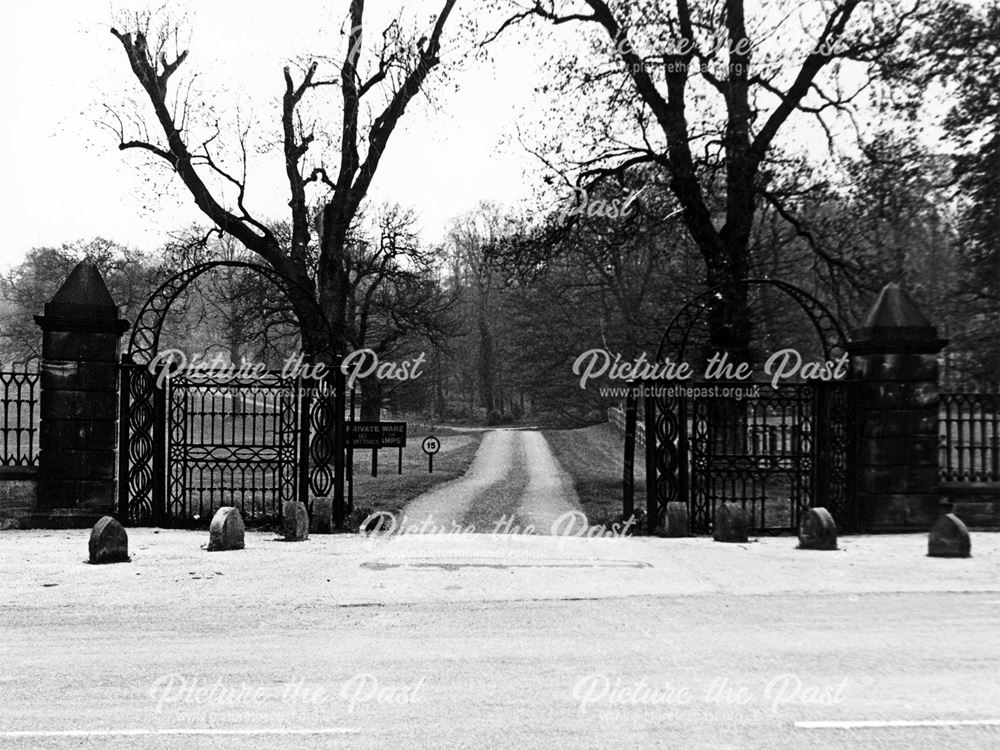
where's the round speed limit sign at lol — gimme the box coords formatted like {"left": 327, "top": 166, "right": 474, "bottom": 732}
{"left": 422, "top": 435, "right": 440, "bottom": 473}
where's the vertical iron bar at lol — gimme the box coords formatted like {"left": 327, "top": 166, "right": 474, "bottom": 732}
{"left": 958, "top": 396, "right": 966, "bottom": 481}
{"left": 944, "top": 394, "right": 953, "bottom": 482}
{"left": 152, "top": 366, "right": 167, "bottom": 527}
{"left": 643, "top": 393, "right": 657, "bottom": 534}
{"left": 979, "top": 396, "right": 988, "bottom": 482}
{"left": 678, "top": 395, "right": 689, "bottom": 516}
{"left": 987, "top": 395, "right": 1000, "bottom": 482}
{"left": 298, "top": 374, "right": 311, "bottom": 508}
{"left": 333, "top": 358, "right": 346, "bottom": 528}
{"left": 813, "top": 384, "right": 828, "bottom": 516}
{"left": 117, "top": 361, "right": 131, "bottom": 523}
{"left": 622, "top": 392, "right": 637, "bottom": 523}
{"left": 348, "top": 383, "right": 355, "bottom": 514}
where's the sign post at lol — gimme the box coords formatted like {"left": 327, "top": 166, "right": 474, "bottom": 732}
{"left": 345, "top": 422, "right": 408, "bottom": 479}
{"left": 421, "top": 435, "right": 440, "bottom": 473}
{"left": 347, "top": 386, "right": 355, "bottom": 512}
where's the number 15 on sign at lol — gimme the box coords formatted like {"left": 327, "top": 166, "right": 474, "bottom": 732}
{"left": 422, "top": 436, "right": 440, "bottom": 473}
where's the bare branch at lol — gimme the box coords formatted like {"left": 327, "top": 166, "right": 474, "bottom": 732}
{"left": 119, "top": 139, "right": 173, "bottom": 162}
{"left": 110, "top": 25, "right": 283, "bottom": 266}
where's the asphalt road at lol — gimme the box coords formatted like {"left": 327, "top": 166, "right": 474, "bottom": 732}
{"left": 2, "top": 529, "right": 1000, "bottom": 748}
{"left": 2, "top": 590, "right": 999, "bottom": 749}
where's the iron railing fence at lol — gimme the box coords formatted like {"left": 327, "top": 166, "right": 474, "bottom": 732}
{"left": 0, "top": 365, "right": 40, "bottom": 467}
{"left": 940, "top": 391, "right": 1000, "bottom": 484}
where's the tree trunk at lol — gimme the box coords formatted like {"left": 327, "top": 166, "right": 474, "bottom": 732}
{"left": 704, "top": 253, "right": 752, "bottom": 457}
{"left": 478, "top": 315, "right": 495, "bottom": 412}
{"left": 704, "top": 254, "right": 752, "bottom": 365}
{"left": 434, "top": 350, "right": 446, "bottom": 419}
{"left": 317, "top": 204, "right": 351, "bottom": 359}
{"left": 359, "top": 376, "right": 383, "bottom": 422}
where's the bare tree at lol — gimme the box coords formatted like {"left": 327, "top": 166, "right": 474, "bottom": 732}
{"left": 448, "top": 204, "right": 514, "bottom": 414}
{"left": 488, "top": 0, "right": 925, "bottom": 358}
{"left": 108, "top": 0, "right": 459, "bottom": 361}
{"left": 347, "top": 204, "right": 457, "bottom": 420}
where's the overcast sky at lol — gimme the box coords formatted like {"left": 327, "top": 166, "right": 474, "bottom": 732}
{"left": 1, "top": 1, "right": 961, "bottom": 274}
{"left": 0, "top": 0, "right": 552, "bottom": 270}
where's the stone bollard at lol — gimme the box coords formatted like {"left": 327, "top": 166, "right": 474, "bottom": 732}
{"left": 310, "top": 497, "right": 334, "bottom": 534}
{"left": 663, "top": 502, "right": 689, "bottom": 538}
{"left": 207, "top": 507, "right": 245, "bottom": 551}
{"left": 928, "top": 508, "right": 971, "bottom": 558}
{"left": 282, "top": 501, "right": 309, "bottom": 541}
{"left": 88, "top": 515, "right": 129, "bottom": 564}
{"left": 798, "top": 507, "right": 838, "bottom": 550}
{"left": 714, "top": 503, "right": 749, "bottom": 543}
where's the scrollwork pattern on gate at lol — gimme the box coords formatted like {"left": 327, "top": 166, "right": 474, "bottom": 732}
{"left": 124, "top": 364, "right": 155, "bottom": 525}
{"left": 653, "top": 391, "right": 683, "bottom": 529}
{"left": 309, "top": 383, "right": 335, "bottom": 497}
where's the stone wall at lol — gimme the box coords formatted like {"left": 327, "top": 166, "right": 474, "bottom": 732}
{"left": 0, "top": 467, "right": 37, "bottom": 528}
{"left": 941, "top": 486, "right": 1000, "bottom": 530}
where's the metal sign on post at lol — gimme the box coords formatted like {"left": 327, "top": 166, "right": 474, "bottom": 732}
{"left": 345, "top": 421, "right": 408, "bottom": 449}
{"left": 421, "top": 435, "right": 440, "bottom": 473}
{"left": 347, "top": 385, "right": 355, "bottom": 512}
{"left": 345, "top": 422, "right": 408, "bottom": 478}
{"left": 379, "top": 423, "right": 406, "bottom": 448}
{"left": 345, "top": 422, "right": 381, "bottom": 449}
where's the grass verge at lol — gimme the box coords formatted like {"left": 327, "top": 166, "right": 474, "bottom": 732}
{"left": 543, "top": 422, "right": 646, "bottom": 528}
{"left": 346, "top": 424, "right": 484, "bottom": 526}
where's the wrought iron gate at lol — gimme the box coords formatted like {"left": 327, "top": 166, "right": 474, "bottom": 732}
{"left": 623, "top": 279, "right": 863, "bottom": 535}
{"left": 638, "top": 381, "right": 857, "bottom": 535}
{"left": 165, "top": 371, "right": 303, "bottom": 525}
{"left": 118, "top": 363, "right": 339, "bottom": 527}
{"left": 116, "top": 260, "right": 346, "bottom": 529}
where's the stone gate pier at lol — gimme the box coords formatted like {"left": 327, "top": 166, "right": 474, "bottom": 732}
{"left": 848, "top": 283, "right": 948, "bottom": 532}
{"left": 29, "top": 260, "right": 129, "bottom": 527}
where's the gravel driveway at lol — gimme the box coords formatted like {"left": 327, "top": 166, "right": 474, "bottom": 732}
{"left": 399, "top": 429, "right": 582, "bottom": 534}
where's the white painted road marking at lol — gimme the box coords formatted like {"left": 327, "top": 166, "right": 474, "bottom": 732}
{"left": 797, "top": 719, "right": 1000, "bottom": 729}
{"left": 0, "top": 728, "right": 361, "bottom": 738}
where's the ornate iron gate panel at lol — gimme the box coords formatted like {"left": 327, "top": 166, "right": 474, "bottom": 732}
{"left": 689, "top": 384, "right": 813, "bottom": 533}
{"left": 116, "top": 260, "right": 346, "bottom": 528}
{"left": 165, "top": 371, "right": 302, "bottom": 525}
{"left": 118, "top": 362, "right": 340, "bottom": 527}
{"left": 644, "top": 381, "right": 856, "bottom": 535}
{"left": 623, "top": 279, "right": 861, "bottom": 535}
{"left": 118, "top": 362, "right": 161, "bottom": 526}
{"left": 308, "top": 380, "right": 337, "bottom": 499}
{"left": 815, "top": 381, "right": 861, "bottom": 531}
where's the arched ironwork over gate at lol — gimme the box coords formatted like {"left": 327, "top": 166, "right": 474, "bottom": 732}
{"left": 117, "top": 261, "right": 347, "bottom": 528}
{"left": 622, "top": 279, "right": 861, "bottom": 535}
